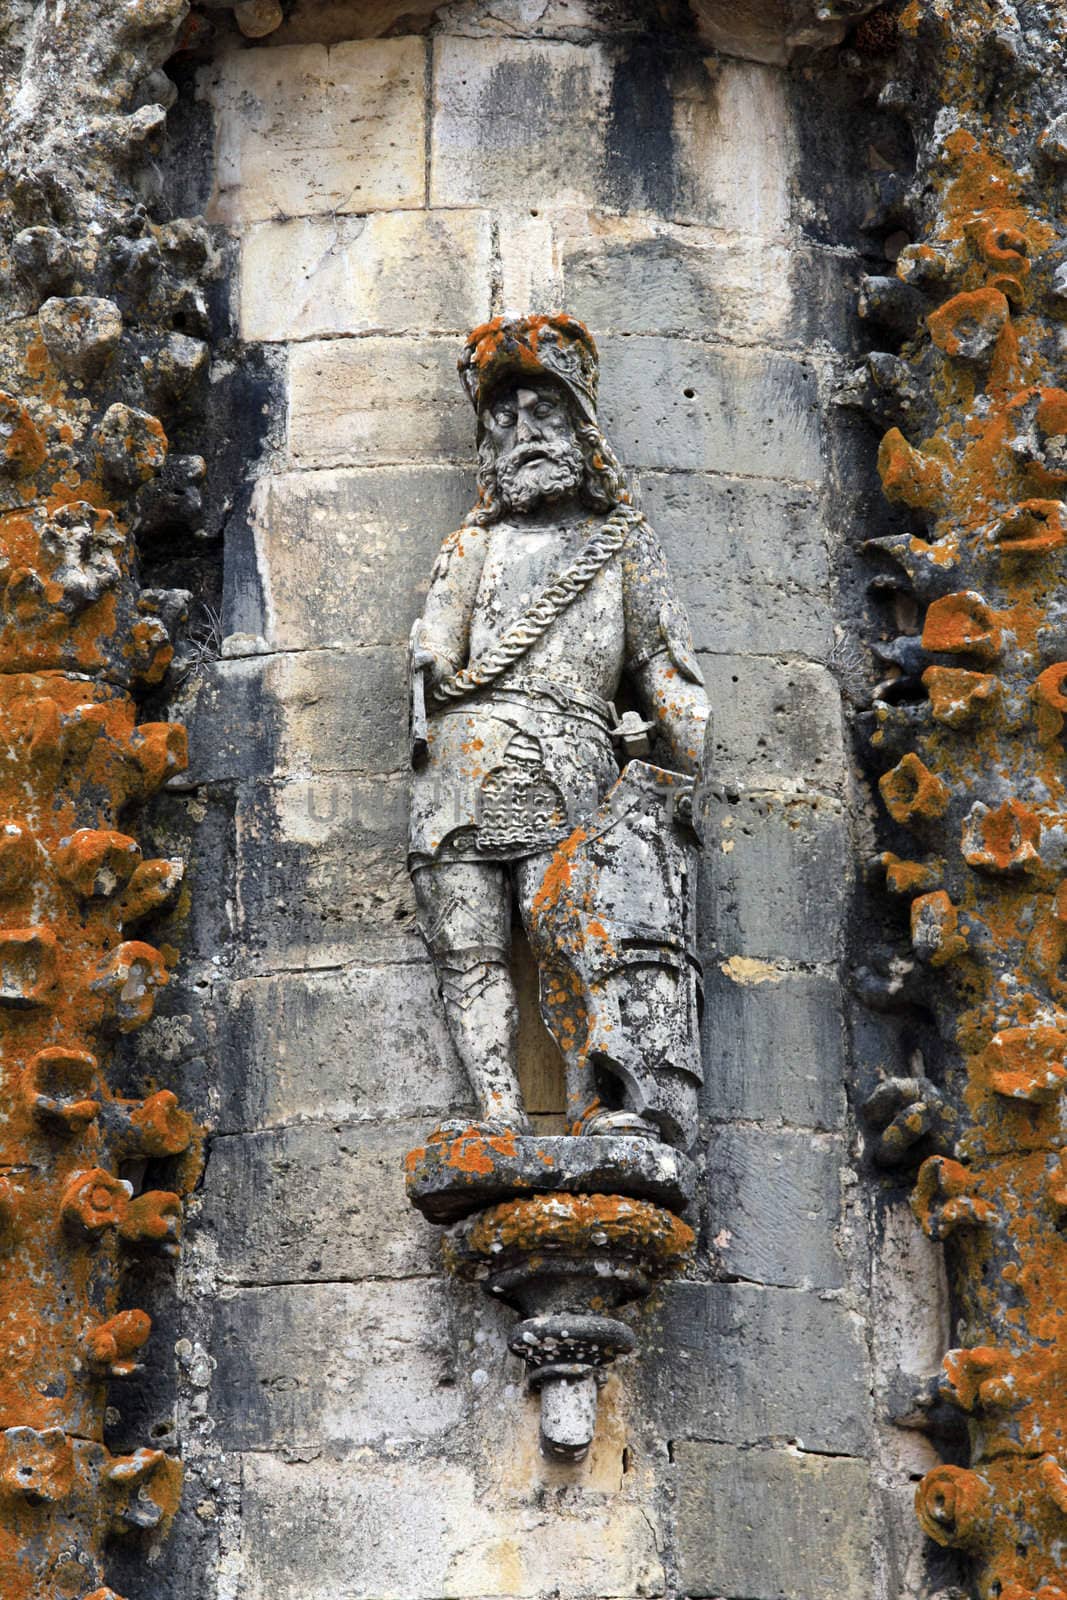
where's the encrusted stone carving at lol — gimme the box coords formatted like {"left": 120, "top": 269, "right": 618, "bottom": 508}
{"left": 405, "top": 315, "right": 708, "bottom": 1458}
{"left": 851, "top": 2, "right": 1067, "bottom": 1592}
{"left": 0, "top": 0, "right": 209, "bottom": 1590}
{"left": 686, "top": 0, "right": 881, "bottom": 64}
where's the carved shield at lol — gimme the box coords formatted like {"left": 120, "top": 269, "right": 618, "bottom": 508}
{"left": 527, "top": 760, "right": 703, "bottom": 1146}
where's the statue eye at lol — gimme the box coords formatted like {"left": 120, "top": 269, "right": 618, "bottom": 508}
{"left": 494, "top": 409, "right": 516, "bottom": 427}
{"left": 534, "top": 402, "right": 557, "bottom": 418}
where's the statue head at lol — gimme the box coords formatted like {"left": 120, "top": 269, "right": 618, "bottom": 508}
{"left": 458, "top": 313, "right": 628, "bottom": 524}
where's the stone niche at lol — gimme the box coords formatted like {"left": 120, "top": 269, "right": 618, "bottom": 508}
{"left": 179, "top": 0, "right": 889, "bottom": 1593}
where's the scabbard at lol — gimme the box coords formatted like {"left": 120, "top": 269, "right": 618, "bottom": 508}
{"left": 409, "top": 618, "right": 430, "bottom": 767}
{"left": 410, "top": 668, "right": 429, "bottom": 766}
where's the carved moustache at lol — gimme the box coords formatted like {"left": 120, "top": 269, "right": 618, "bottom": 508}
{"left": 495, "top": 437, "right": 584, "bottom": 511}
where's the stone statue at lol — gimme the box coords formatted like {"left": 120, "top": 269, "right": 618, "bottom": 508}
{"left": 408, "top": 313, "right": 710, "bottom": 1151}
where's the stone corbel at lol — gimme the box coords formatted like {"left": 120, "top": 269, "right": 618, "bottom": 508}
{"left": 407, "top": 1130, "right": 695, "bottom": 1458}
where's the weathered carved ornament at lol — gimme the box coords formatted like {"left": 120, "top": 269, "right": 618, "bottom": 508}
{"left": 0, "top": 0, "right": 209, "bottom": 1590}
{"left": 852, "top": 1, "right": 1067, "bottom": 1591}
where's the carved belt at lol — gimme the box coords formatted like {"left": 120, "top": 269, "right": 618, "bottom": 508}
{"left": 483, "top": 673, "right": 615, "bottom": 730}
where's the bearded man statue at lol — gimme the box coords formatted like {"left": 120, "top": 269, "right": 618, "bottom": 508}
{"left": 408, "top": 314, "right": 711, "bottom": 1150}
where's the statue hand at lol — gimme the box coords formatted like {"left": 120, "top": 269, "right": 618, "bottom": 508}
{"left": 411, "top": 643, "right": 439, "bottom": 676}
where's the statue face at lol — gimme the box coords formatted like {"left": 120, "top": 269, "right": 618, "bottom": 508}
{"left": 482, "top": 380, "right": 585, "bottom": 513}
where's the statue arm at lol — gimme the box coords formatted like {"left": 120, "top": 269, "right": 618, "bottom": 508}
{"left": 622, "top": 518, "right": 710, "bottom": 776}
{"left": 632, "top": 654, "right": 710, "bottom": 776}
{"left": 415, "top": 523, "right": 487, "bottom": 686}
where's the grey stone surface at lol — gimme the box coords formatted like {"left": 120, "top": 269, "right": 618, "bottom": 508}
{"left": 705, "top": 792, "right": 849, "bottom": 963}
{"left": 211, "top": 1280, "right": 464, "bottom": 1448}
{"left": 234, "top": 772, "right": 417, "bottom": 972}
{"left": 674, "top": 1441, "right": 871, "bottom": 1599}
{"left": 430, "top": 36, "right": 614, "bottom": 211}
{"left": 701, "top": 962, "right": 846, "bottom": 1129}
{"left": 183, "top": 648, "right": 408, "bottom": 785}
{"left": 201, "top": 1119, "right": 439, "bottom": 1283}
{"left": 249, "top": 465, "right": 476, "bottom": 651}
{"left": 643, "top": 1282, "right": 869, "bottom": 1453}
{"left": 562, "top": 226, "right": 796, "bottom": 345}
{"left": 641, "top": 473, "right": 832, "bottom": 660}
{"left": 699, "top": 653, "right": 845, "bottom": 794}
{"left": 216, "top": 962, "right": 467, "bottom": 1132}
{"left": 203, "top": 39, "right": 427, "bottom": 223}
{"left": 705, "top": 1125, "right": 845, "bottom": 1289}
{"left": 431, "top": 40, "right": 794, "bottom": 238}
{"left": 599, "top": 336, "right": 822, "bottom": 480}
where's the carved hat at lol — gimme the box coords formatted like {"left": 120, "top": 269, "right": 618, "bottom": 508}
{"left": 459, "top": 313, "right": 600, "bottom": 425}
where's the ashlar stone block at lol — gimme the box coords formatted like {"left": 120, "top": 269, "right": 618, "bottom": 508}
{"left": 560, "top": 219, "right": 795, "bottom": 345}
{"left": 201, "top": 1120, "right": 439, "bottom": 1284}
{"left": 701, "top": 962, "right": 846, "bottom": 1129}
{"left": 183, "top": 647, "right": 408, "bottom": 786}
{"left": 240, "top": 210, "right": 493, "bottom": 343}
{"left": 675, "top": 1442, "right": 871, "bottom": 1599}
{"left": 671, "top": 57, "right": 794, "bottom": 234}
{"left": 203, "top": 39, "right": 426, "bottom": 223}
{"left": 250, "top": 466, "right": 476, "bottom": 652}
{"left": 239, "top": 1453, "right": 665, "bottom": 1599}
{"left": 705, "top": 791, "right": 848, "bottom": 963}
{"left": 211, "top": 1280, "right": 464, "bottom": 1449}
{"left": 699, "top": 654, "right": 845, "bottom": 793}
{"left": 288, "top": 337, "right": 472, "bottom": 468}
{"left": 216, "top": 963, "right": 466, "bottom": 1133}
{"left": 643, "top": 1281, "right": 869, "bottom": 1453}
{"left": 431, "top": 37, "right": 615, "bottom": 211}
{"left": 599, "top": 335, "right": 823, "bottom": 481}
{"left": 431, "top": 41, "right": 792, "bottom": 239}
{"left": 640, "top": 472, "right": 832, "bottom": 659}
{"left": 706, "top": 1125, "right": 845, "bottom": 1289}
{"left": 234, "top": 772, "right": 417, "bottom": 972}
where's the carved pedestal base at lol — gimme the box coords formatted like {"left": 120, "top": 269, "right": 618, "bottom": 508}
{"left": 406, "top": 1127, "right": 695, "bottom": 1460}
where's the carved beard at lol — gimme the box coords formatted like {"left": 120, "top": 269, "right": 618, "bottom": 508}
{"left": 494, "top": 439, "right": 584, "bottom": 513}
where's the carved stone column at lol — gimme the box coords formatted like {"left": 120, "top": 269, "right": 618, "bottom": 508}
{"left": 854, "top": 3, "right": 1067, "bottom": 1592}
{"left": 0, "top": 1, "right": 214, "bottom": 1592}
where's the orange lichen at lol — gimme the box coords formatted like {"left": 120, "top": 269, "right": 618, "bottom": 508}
{"left": 922, "top": 591, "right": 1002, "bottom": 660}
{"left": 923, "top": 666, "right": 999, "bottom": 726}
{"left": 451, "top": 1193, "right": 694, "bottom": 1267}
{"left": 916, "top": 1463, "right": 993, "bottom": 1547}
{"left": 1032, "top": 663, "right": 1067, "bottom": 743}
{"left": 911, "top": 889, "right": 968, "bottom": 965}
{"left": 865, "top": 56, "right": 1067, "bottom": 1584}
{"left": 878, "top": 426, "right": 950, "bottom": 512}
{"left": 960, "top": 799, "right": 1041, "bottom": 875}
{"left": 879, "top": 751, "right": 952, "bottom": 823}
{"left": 928, "top": 287, "right": 1010, "bottom": 359}
{"left": 883, "top": 853, "right": 945, "bottom": 894}
{"left": 0, "top": 378, "right": 193, "bottom": 1599}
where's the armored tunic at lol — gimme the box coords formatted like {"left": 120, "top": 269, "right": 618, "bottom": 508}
{"left": 408, "top": 511, "right": 702, "bottom": 867}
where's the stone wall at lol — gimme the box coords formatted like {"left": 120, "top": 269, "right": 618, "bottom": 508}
{"left": 136, "top": 4, "right": 944, "bottom": 1596}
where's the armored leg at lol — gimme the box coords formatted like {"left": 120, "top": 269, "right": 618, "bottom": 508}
{"left": 413, "top": 861, "right": 529, "bottom": 1131}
